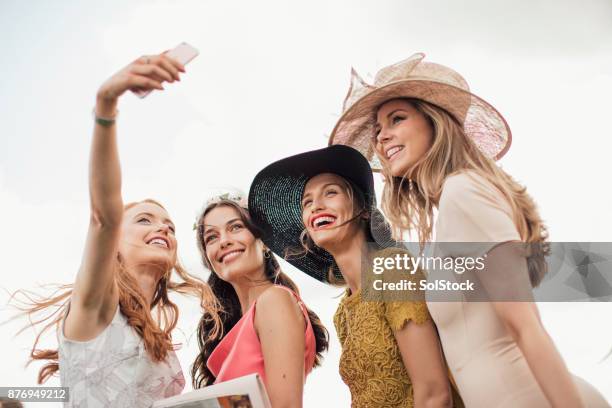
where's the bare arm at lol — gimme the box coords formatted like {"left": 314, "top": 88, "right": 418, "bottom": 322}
{"left": 394, "top": 319, "right": 452, "bottom": 408}
{"left": 64, "top": 54, "right": 184, "bottom": 341}
{"left": 255, "top": 287, "right": 306, "bottom": 408}
{"left": 380, "top": 248, "right": 453, "bottom": 408}
{"left": 493, "top": 302, "right": 583, "bottom": 407}
{"left": 484, "top": 243, "right": 584, "bottom": 408}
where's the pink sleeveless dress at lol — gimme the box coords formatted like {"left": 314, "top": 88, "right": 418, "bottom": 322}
{"left": 207, "top": 285, "right": 317, "bottom": 385}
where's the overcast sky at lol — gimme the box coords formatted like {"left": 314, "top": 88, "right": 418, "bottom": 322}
{"left": 1, "top": 0, "right": 611, "bottom": 406}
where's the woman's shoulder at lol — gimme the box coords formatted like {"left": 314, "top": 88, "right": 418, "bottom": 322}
{"left": 258, "top": 285, "right": 300, "bottom": 306}
{"left": 440, "top": 170, "right": 509, "bottom": 211}
{"left": 255, "top": 285, "right": 305, "bottom": 324}
{"left": 437, "top": 170, "right": 520, "bottom": 243}
{"left": 60, "top": 301, "right": 124, "bottom": 345}
{"left": 254, "top": 286, "right": 308, "bottom": 347}
{"left": 441, "top": 170, "right": 490, "bottom": 199}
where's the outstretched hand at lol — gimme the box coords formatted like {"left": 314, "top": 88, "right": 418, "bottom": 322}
{"left": 97, "top": 52, "right": 186, "bottom": 103}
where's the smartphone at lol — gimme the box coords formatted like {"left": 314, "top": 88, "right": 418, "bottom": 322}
{"left": 133, "top": 42, "right": 199, "bottom": 98}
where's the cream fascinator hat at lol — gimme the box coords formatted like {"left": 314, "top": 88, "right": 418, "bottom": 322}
{"left": 328, "top": 53, "right": 512, "bottom": 170}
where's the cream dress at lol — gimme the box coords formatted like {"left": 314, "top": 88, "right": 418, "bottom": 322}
{"left": 426, "top": 171, "right": 609, "bottom": 408}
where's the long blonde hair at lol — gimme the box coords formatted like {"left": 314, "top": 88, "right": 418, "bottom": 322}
{"left": 11, "top": 199, "right": 220, "bottom": 384}
{"left": 379, "top": 98, "right": 549, "bottom": 287}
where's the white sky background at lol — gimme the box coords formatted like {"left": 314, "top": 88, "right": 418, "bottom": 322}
{"left": 1, "top": 0, "right": 611, "bottom": 406}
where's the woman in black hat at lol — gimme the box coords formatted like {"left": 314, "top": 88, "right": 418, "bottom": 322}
{"left": 249, "top": 145, "right": 463, "bottom": 408}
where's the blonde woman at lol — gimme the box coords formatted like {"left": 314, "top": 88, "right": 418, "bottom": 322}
{"left": 328, "top": 53, "right": 609, "bottom": 407}
{"left": 13, "top": 51, "right": 215, "bottom": 407}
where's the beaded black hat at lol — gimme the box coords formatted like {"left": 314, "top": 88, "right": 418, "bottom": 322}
{"left": 248, "top": 145, "right": 394, "bottom": 283}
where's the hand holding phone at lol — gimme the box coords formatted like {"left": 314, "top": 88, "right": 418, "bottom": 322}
{"left": 132, "top": 42, "right": 199, "bottom": 98}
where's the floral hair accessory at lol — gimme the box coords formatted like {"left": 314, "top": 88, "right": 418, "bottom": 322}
{"left": 206, "top": 191, "right": 248, "bottom": 208}
{"left": 193, "top": 189, "right": 248, "bottom": 231}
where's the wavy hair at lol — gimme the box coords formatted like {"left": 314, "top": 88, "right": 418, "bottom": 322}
{"left": 11, "top": 199, "right": 218, "bottom": 384}
{"left": 378, "top": 98, "right": 549, "bottom": 287}
{"left": 191, "top": 200, "right": 329, "bottom": 388}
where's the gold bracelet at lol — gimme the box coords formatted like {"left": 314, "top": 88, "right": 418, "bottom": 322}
{"left": 92, "top": 108, "right": 118, "bottom": 127}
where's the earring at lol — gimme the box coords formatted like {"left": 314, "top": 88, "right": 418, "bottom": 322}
{"left": 264, "top": 250, "right": 271, "bottom": 259}
{"left": 408, "top": 179, "right": 414, "bottom": 193}
{"left": 361, "top": 208, "right": 370, "bottom": 221}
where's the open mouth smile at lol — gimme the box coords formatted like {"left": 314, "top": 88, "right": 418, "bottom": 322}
{"left": 310, "top": 214, "right": 337, "bottom": 230}
{"left": 385, "top": 145, "right": 404, "bottom": 160}
{"left": 218, "top": 249, "right": 245, "bottom": 263}
{"left": 147, "top": 237, "right": 170, "bottom": 249}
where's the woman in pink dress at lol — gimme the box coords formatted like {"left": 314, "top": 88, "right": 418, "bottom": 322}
{"left": 328, "top": 53, "right": 609, "bottom": 407}
{"left": 190, "top": 194, "right": 329, "bottom": 408}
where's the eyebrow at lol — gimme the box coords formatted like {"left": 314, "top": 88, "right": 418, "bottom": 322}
{"left": 302, "top": 182, "right": 342, "bottom": 201}
{"left": 134, "top": 212, "right": 175, "bottom": 227}
{"left": 203, "top": 217, "right": 242, "bottom": 233}
{"left": 375, "top": 109, "right": 405, "bottom": 127}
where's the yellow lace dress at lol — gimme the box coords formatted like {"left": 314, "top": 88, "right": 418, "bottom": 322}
{"left": 333, "top": 253, "right": 464, "bottom": 407}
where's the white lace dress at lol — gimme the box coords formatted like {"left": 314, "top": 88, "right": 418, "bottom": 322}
{"left": 58, "top": 306, "right": 185, "bottom": 407}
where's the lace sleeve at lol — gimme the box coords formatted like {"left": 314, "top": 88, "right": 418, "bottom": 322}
{"left": 384, "top": 299, "right": 431, "bottom": 331}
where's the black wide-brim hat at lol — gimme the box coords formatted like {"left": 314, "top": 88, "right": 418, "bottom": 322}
{"left": 248, "top": 145, "right": 395, "bottom": 283}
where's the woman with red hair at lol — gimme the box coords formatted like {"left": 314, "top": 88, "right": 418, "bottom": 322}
{"left": 15, "top": 51, "right": 217, "bottom": 407}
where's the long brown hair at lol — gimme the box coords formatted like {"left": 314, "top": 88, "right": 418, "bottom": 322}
{"left": 11, "top": 199, "right": 218, "bottom": 384}
{"left": 379, "top": 98, "right": 549, "bottom": 287}
{"left": 191, "top": 200, "right": 329, "bottom": 388}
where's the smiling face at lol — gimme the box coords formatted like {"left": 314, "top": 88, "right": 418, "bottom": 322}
{"left": 119, "top": 201, "right": 177, "bottom": 275}
{"left": 201, "top": 205, "right": 266, "bottom": 283}
{"left": 374, "top": 99, "right": 434, "bottom": 177}
{"left": 301, "top": 173, "right": 367, "bottom": 252}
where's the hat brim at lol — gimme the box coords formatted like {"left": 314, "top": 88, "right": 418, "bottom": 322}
{"left": 328, "top": 79, "right": 512, "bottom": 171}
{"left": 248, "top": 145, "right": 395, "bottom": 283}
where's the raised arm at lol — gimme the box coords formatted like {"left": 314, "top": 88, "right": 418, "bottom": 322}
{"left": 64, "top": 54, "right": 184, "bottom": 341}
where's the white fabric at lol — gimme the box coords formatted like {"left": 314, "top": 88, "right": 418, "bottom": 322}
{"left": 58, "top": 305, "right": 185, "bottom": 407}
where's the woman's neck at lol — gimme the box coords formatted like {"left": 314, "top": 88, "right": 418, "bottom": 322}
{"left": 129, "top": 264, "right": 166, "bottom": 306}
{"left": 231, "top": 270, "right": 274, "bottom": 315}
{"left": 327, "top": 231, "right": 368, "bottom": 294}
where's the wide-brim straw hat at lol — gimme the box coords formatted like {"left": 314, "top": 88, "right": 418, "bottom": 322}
{"left": 248, "top": 145, "right": 395, "bottom": 283}
{"left": 328, "top": 52, "right": 512, "bottom": 171}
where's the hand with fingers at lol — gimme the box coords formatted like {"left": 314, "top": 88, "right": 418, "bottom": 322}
{"left": 96, "top": 52, "right": 186, "bottom": 105}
